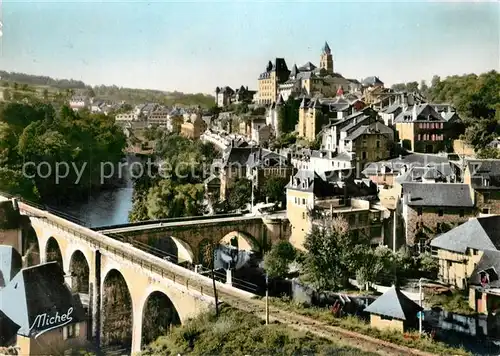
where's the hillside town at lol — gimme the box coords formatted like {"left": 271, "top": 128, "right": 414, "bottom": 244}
{"left": 0, "top": 37, "right": 499, "bottom": 356}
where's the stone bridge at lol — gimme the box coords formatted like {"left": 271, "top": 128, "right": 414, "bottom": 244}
{"left": 96, "top": 214, "right": 291, "bottom": 264}
{"left": 0, "top": 197, "right": 261, "bottom": 354}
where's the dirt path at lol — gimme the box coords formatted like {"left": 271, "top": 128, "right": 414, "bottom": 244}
{"left": 217, "top": 291, "right": 437, "bottom": 356}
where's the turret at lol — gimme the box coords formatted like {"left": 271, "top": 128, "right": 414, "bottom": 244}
{"left": 266, "top": 60, "right": 273, "bottom": 72}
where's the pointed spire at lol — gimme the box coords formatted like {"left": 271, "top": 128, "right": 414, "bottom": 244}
{"left": 323, "top": 41, "right": 331, "bottom": 55}
{"left": 266, "top": 60, "right": 273, "bottom": 72}
{"left": 300, "top": 98, "right": 306, "bottom": 108}
{"left": 215, "top": 86, "right": 220, "bottom": 93}
{"left": 290, "top": 64, "right": 298, "bottom": 78}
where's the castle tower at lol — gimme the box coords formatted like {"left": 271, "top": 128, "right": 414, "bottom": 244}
{"left": 319, "top": 41, "right": 334, "bottom": 73}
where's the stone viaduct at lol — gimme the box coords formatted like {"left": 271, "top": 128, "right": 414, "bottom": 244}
{"left": 0, "top": 197, "right": 288, "bottom": 353}
{"left": 96, "top": 213, "right": 291, "bottom": 264}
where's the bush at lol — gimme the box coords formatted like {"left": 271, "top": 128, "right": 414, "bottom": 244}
{"left": 269, "top": 297, "right": 471, "bottom": 356}
{"left": 140, "top": 306, "right": 377, "bottom": 356}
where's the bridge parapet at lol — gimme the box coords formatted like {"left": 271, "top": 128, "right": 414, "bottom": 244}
{"left": 18, "top": 202, "right": 252, "bottom": 301}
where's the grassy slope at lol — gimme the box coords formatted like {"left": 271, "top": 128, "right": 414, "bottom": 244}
{"left": 140, "top": 306, "right": 377, "bottom": 356}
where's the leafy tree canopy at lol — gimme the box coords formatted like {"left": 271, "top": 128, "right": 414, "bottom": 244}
{"left": 263, "top": 241, "right": 297, "bottom": 279}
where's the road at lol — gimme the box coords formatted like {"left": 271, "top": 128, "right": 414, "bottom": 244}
{"left": 98, "top": 215, "right": 263, "bottom": 234}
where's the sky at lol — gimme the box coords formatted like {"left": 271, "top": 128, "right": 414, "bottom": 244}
{"left": 0, "top": 0, "right": 498, "bottom": 94}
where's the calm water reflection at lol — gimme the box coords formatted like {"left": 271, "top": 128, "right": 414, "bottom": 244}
{"left": 55, "top": 187, "right": 134, "bottom": 228}
{"left": 50, "top": 154, "right": 140, "bottom": 227}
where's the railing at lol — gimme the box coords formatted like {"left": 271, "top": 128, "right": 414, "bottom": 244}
{"left": 93, "top": 213, "right": 245, "bottom": 231}
{"left": 19, "top": 202, "right": 222, "bottom": 300}
{"left": 195, "top": 265, "right": 259, "bottom": 294}
{"left": 0, "top": 191, "right": 87, "bottom": 226}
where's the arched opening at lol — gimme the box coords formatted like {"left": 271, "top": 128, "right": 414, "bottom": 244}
{"left": 45, "top": 237, "right": 63, "bottom": 267}
{"left": 21, "top": 225, "right": 40, "bottom": 267}
{"left": 218, "top": 232, "right": 257, "bottom": 270}
{"left": 147, "top": 235, "right": 179, "bottom": 263}
{"left": 141, "top": 291, "right": 181, "bottom": 348}
{"left": 69, "top": 250, "right": 90, "bottom": 294}
{"left": 101, "top": 269, "right": 133, "bottom": 351}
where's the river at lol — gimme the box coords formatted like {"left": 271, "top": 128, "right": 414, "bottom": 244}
{"left": 49, "top": 154, "right": 140, "bottom": 228}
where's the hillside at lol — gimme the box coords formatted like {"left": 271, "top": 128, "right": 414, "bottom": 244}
{"left": 0, "top": 70, "right": 215, "bottom": 108}
{"left": 139, "top": 307, "right": 376, "bottom": 356}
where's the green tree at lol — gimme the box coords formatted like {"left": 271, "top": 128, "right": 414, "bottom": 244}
{"left": 277, "top": 97, "right": 300, "bottom": 134}
{"left": 146, "top": 180, "right": 205, "bottom": 219}
{"left": 226, "top": 178, "right": 252, "bottom": 211}
{"left": 263, "top": 241, "right": 297, "bottom": 279}
{"left": 391, "top": 83, "right": 407, "bottom": 92}
{"left": 477, "top": 147, "right": 500, "bottom": 159}
{"left": 262, "top": 176, "right": 288, "bottom": 203}
{"left": 301, "top": 217, "right": 369, "bottom": 291}
{"left": 3, "top": 89, "right": 11, "bottom": 101}
{"left": 463, "top": 117, "right": 499, "bottom": 150}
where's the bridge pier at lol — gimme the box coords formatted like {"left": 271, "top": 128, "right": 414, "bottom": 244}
{"left": 93, "top": 250, "right": 101, "bottom": 348}
{"left": 131, "top": 302, "right": 144, "bottom": 354}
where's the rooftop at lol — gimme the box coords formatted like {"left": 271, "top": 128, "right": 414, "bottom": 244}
{"left": 402, "top": 182, "right": 473, "bottom": 207}
{"left": 364, "top": 286, "right": 422, "bottom": 320}
{"left": 430, "top": 215, "right": 500, "bottom": 254}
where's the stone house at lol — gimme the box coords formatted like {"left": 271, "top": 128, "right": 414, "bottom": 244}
{"left": 393, "top": 104, "right": 447, "bottom": 153}
{"left": 285, "top": 169, "right": 387, "bottom": 250}
{"left": 464, "top": 159, "right": 500, "bottom": 215}
{"left": 430, "top": 215, "right": 500, "bottom": 290}
{"left": 468, "top": 249, "right": 500, "bottom": 315}
{"left": 364, "top": 286, "right": 422, "bottom": 332}
{"left": 181, "top": 113, "right": 207, "bottom": 140}
{"left": 401, "top": 182, "right": 476, "bottom": 248}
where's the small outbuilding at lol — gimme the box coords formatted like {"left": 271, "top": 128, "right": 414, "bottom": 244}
{"left": 364, "top": 286, "right": 422, "bottom": 332}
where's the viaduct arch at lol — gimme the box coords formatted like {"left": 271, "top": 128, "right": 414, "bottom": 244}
{"left": 26, "top": 215, "right": 213, "bottom": 353}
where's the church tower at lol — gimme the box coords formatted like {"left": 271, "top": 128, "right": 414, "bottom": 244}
{"left": 319, "top": 41, "right": 334, "bottom": 73}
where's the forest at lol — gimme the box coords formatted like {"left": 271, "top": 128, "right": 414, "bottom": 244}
{"left": 0, "top": 70, "right": 215, "bottom": 108}
{"left": 392, "top": 70, "right": 500, "bottom": 156}
{"left": 0, "top": 102, "right": 127, "bottom": 203}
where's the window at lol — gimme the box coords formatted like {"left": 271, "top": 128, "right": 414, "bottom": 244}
{"left": 483, "top": 208, "right": 490, "bottom": 214}
{"left": 380, "top": 315, "right": 393, "bottom": 321}
{"left": 302, "top": 212, "right": 306, "bottom": 219}
{"left": 436, "top": 223, "right": 441, "bottom": 232}
{"left": 459, "top": 209, "right": 464, "bottom": 217}
{"left": 362, "top": 151, "right": 367, "bottom": 160}
{"left": 438, "top": 209, "right": 444, "bottom": 217}
{"left": 417, "top": 208, "right": 422, "bottom": 216}
{"left": 302, "top": 198, "right": 306, "bottom": 205}
{"left": 63, "top": 323, "right": 80, "bottom": 340}
{"left": 376, "top": 141, "right": 380, "bottom": 148}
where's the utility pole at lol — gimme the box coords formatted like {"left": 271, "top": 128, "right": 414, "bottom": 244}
{"left": 419, "top": 277, "right": 424, "bottom": 335}
{"left": 210, "top": 244, "right": 219, "bottom": 317}
{"left": 265, "top": 272, "right": 269, "bottom": 325}
{"left": 393, "top": 198, "right": 397, "bottom": 253}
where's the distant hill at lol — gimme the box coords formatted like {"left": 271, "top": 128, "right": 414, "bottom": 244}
{"left": 0, "top": 70, "right": 215, "bottom": 108}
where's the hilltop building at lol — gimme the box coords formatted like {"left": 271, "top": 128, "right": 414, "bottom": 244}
{"left": 257, "top": 58, "right": 291, "bottom": 105}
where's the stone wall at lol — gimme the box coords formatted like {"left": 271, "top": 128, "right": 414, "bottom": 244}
{"left": 405, "top": 205, "right": 475, "bottom": 246}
